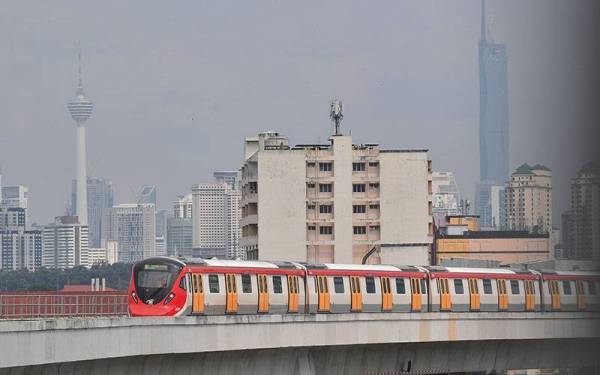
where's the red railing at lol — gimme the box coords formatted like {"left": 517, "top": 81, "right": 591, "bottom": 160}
{"left": 0, "top": 291, "right": 128, "bottom": 319}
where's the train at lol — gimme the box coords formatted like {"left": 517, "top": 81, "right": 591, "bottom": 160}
{"left": 128, "top": 257, "right": 600, "bottom": 317}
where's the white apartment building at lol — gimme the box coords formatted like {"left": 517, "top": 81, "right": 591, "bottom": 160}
{"left": 431, "top": 172, "right": 462, "bottom": 216}
{"left": 504, "top": 164, "right": 552, "bottom": 234}
{"left": 42, "top": 216, "right": 89, "bottom": 269}
{"left": 226, "top": 188, "right": 243, "bottom": 259}
{"left": 192, "top": 184, "right": 228, "bottom": 258}
{"left": 173, "top": 194, "right": 193, "bottom": 219}
{"left": 240, "top": 132, "right": 433, "bottom": 265}
{"left": 103, "top": 203, "right": 156, "bottom": 263}
{"left": 1, "top": 229, "right": 42, "bottom": 271}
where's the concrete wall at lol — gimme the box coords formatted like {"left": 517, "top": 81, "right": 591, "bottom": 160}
{"left": 257, "top": 150, "right": 306, "bottom": 261}
{"left": 1, "top": 313, "right": 599, "bottom": 371}
{"left": 331, "top": 136, "right": 353, "bottom": 264}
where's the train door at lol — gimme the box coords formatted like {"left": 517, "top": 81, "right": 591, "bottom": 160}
{"left": 439, "top": 278, "right": 451, "bottom": 311}
{"left": 350, "top": 276, "right": 362, "bottom": 311}
{"left": 287, "top": 275, "right": 299, "bottom": 313}
{"left": 576, "top": 281, "right": 586, "bottom": 311}
{"left": 381, "top": 277, "right": 392, "bottom": 311}
{"left": 316, "top": 276, "right": 330, "bottom": 312}
{"left": 497, "top": 279, "right": 508, "bottom": 311}
{"left": 524, "top": 280, "right": 535, "bottom": 311}
{"left": 192, "top": 273, "right": 204, "bottom": 314}
{"left": 225, "top": 274, "right": 238, "bottom": 313}
{"left": 468, "top": 279, "right": 480, "bottom": 311}
{"left": 257, "top": 274, "right": 269, "bottom": 313}
{"left": 550, "top": 280, "right": 561, "bottom": 311}
{"left": 410, "top": 278, "right": 422, "bottom": 311}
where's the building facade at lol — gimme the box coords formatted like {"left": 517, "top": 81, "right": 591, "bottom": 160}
{"left": 173, "top": 194, "right": 192, "bottom": 219}
{"left": 1, "top": 230, "right": 42, "bottom": 271}
{"left": 240, "top": 132, "right": 432, "bottom": 265}
{"left": 42, "top": 216, "right": 89, "bottom": 269}
{"left": 137, "top": 185, "right": 157, "bottom": 205}
{"left": 72, "top": 177, "right": 114, "bottom": 248}
{"left": 504, "top": 164, "right": 552, "bottom": 234}
{"left": 569, "top": 162, "right": 600, "bottom": 260}
{"left": 166, "top": 217, "right": 193, "bottom": 257}
{"left": 431, "top": 172, "right": 462, "bottom": 216}
{"left": 192, "top": 184, "right": 228, "bottom": 258}
{"left": 0, "top": 207, "right": 26, "bottom": 231}
{"left": 103, "top": 204, "right": 155, "bottom": 263}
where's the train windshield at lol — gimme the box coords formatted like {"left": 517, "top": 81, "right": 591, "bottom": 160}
{"left": 133, "top": 260, "right": 182, "bottom": 304}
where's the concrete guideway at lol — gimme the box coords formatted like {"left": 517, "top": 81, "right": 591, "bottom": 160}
{"left": 0, "top": 312, "right": 599, "bottom": 373}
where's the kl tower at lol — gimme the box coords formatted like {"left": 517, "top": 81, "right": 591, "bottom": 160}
{"left": 67, "top": 51, "right": 93, "bottom": 225}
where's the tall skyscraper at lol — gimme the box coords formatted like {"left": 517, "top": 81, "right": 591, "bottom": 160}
{"left": 569, "top": 162, "right": 600, "bottom": 260}
{"left": 72, "top": 177, "right": 114, "bottom": 248}
{"left": 478, "top": 0, "right": 509, "bottom": 183}
{"left": 137, "top": 185, "right": 157, "bottom": 205}
{"left": 103, "top": 203, "right": 156, "bottom": 263}
{"left": 167, "top": 217, "right": 193, "bottom": 257}
{"left": 173, "top": 194, "right": 193, "bottom": 219}
{"left": 475, "top": 0, "right": 509, "bottom": 227}
{"left": 67, "top": 51, "right": 94, "bottom": 226}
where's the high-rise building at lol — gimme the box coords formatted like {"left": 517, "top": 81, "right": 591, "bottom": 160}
{"left": 2, "top": 185, "right": 29, "bottom": 210}
{"left": 569, "top": 162, "right": 600, "bottom": 260}
{"left": 42, "top": 216, "right": 89, "bottom": 269}
{"left": 475, "top": 0, "right": 509, "bottom": 225}
{"left": 226, "top": 188, "right": 243, "bottom": 259}
{"left": 173, "top": 194, "right": 193, "bottom": 219}
{"left": 103, "top": 204, "right": 155, "bottom": 263}
{"left": 240, "top": 132, "right": 432, "bottom": 264}
{"left": 167, "top": 217, "right": 193, "bottom": 257}
{"left": 137, "top": 185, "right": 157, "bottom": 205}
{"left": 72, "top": 177, "right": 114, "bottom": 248}
{"left": 213, "top": 171, "right": 239, "bottom": 190}
{"left": 504, "top": 164, "right": 552, "bottom": 234}
{"left": 561, "top": 211, "right": 574, "bottom": 259}
{"left": 192, "top": 184, "right": 228, "bottom": 258}
{"left": 490, "top": 185, "right": 506, "bottom": 229}
{"left": 1, "top": 229, "right": 43, "bottom": 271}
{"left": 67, "top": 51, "right": 94, "bottom": 226}
{"left": 431, "top": 172, "right": 462, "bottom": 216}
{"left": 0, "top": 207, "right": 26, "bottom": 231}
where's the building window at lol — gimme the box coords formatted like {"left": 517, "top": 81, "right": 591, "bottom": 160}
{"left": 365, "top": 277, "right": 376, "bottom": 294}
{"left": 454, "top": 279, "right": 464, "bottom": 294}
{"left": 353, "top": 205, "right": 366, "bottom": 214}
{"left": 242, "top": 274, "right": 252, "bottom": 293}
{"left": 353, "top": 184, "right": 366, "bottom": 193}
{"left": 319, "top": 204, "right": 333, "bottom": 214}
{"left": 320, "top": 226, "right": 333, "bottom": 235}
{"left": 307, "top": 225, "right": 316, "bottom": 231}
{"left": 307, "top": 204, "right": 316, "bottom": 210}
{"left": 352, "top": 163, "right": 365, "bottom": 172}
{"left": 353, "top": 226, "right": 366, "bottom": 235}
{"left": 319, "top": 184, "right": 333, "bottom": 193}
{"left": 369, "top": 183, "right": 379, "bottom": 189}
{"left": 334, "top": 277, "right": 344, "bottom": 293}
{"left": 307, "top": 183, "right": 315, "bottom": 189}
{"left": 369, "top": 204, "right": 380, "bottom": 209}
{"left": 395, "top": 278, "right": 406, "bottom": 294}
{"left": 369, "top": 162, "right": 379, "bottom": 167}
{"left": 369, "top": 225, "right": 380, "bottom": 231}
{"left": 562, "top": 281, "right": 572, "bottom": 295}
{"left": 273, "top": 276, "right": 283, "bottom": 294}
{"left": 209, "top": 274, "right": 220, "bottom": 293}
{"left": 307, "top": 162, "right": 315, "bottom": 168}
{"left": 319, "top": 162, "right": 333, "bottom": 172}
{"left": 482, "top": 279, "right": 492, "bottom": 294}
{"left": 510, "top": 280, "right": 520, "bottom": 295}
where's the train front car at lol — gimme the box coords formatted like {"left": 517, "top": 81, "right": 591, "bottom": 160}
{"left": 129, "top": 257, "right": 189, "bottom": 317}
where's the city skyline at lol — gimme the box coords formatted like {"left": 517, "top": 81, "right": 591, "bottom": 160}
{"left": 0, "top": 1, "right": 598, "bottom": 226}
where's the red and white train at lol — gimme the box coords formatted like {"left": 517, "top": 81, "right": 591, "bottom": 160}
{"left": 128, "top": 257, "right": 600, "bottom": 317}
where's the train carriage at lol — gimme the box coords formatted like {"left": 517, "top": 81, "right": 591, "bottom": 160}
{"left": 426, "top": 267, "right": 541, "bottom": 313}
{"left": 540, "top": 271, "right": 600, "bottom": 312}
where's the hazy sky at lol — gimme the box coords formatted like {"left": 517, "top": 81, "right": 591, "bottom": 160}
{"left": 1, "top": 0, "right": 598, "bottom": 225}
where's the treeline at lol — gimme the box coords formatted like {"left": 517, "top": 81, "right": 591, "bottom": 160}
{"left": 0, "top": 263, "right": 133, "bottom": 291}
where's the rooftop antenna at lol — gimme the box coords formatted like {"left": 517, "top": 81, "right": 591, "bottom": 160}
{"left": 329, "top": 99, "right": 343, "bottom": 136}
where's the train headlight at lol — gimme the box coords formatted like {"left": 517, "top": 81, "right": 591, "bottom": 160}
{"left": 131, "top": 291, "right": 139, "bottom": 304}
{"left": 163, "top": 292, "right": 176, "bottom": 305}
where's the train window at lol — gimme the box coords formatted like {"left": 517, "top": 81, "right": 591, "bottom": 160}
{"left": 333, "top": 277, "right": 344, "bottom": 293}
{"left": 510, "top": 280, "right": 520, "bottom": 295}
{"left": 563, "top": 281, "right": 572, "bottom": 295}
{"left": 273, "top": 276, "right": 283, "bottom": 294}
{"left": 589, "top": 281, "right": 597, "bottom": 295}
{"left": 179, "top": 276, "right": 187, "bottom": 291}
{"left": 420, "top": 279, "right": 427, "bottom": 294}
{"left": 365, "top": 277, "right": 376, "bottom": 294}
{"left": 395, "top": 279, "right": 406, "bottom": 294}
{"left": 242, "top": 274, "right": 252, "bottom": 293}
{"left": 454, "top": 279, "right": 464, "bottom": 294}
{"left": 482, "top": 279, "right": 492, "bottom": 294}
{"left": 208, "top": 275, "right": 220, "bottom": 293}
